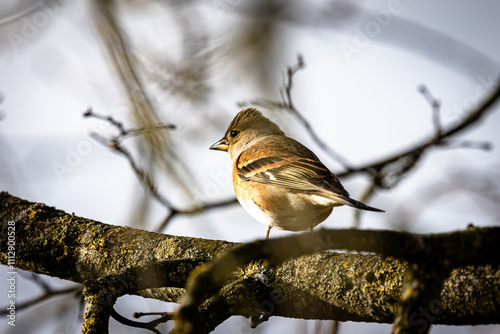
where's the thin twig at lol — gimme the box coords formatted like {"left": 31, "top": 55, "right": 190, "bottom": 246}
{"left": 337, "top": 79, "right": 500, "bottom": 181}
{"left": 437, "top": 139, "right": 492, "bottom": 150}
{"left": 419, "top": 85, "right": 442, "bottom": 138}
{"left": 155, "top": 197, "right": 238, "bottom": 233}
{"left": 282, "top": 54, "right": 305, "bottom": 111}
{"left": 0, "top": 286, "right": 81, "bottom": 316}
{"left": 244, "top": 55, "right": 354, "bottom": 170}
{"left": 418, "top": 86, "right": 493, "bottom": 152}
{"left": 85, "top": 108, "right": 175, "bottom": 208}
{"left": 134, "top": 311, "right": 172, "bottom": 318}
{"left": 83, "top": 108, "right": 176, "bottom": 145}
{"left": 281, "top": 55, "right": 354, "bottom": 169}
{"left": 84, "top": 109, "right": 239, "bottom": 231}
{"left": 248, "top": 59, "right": 497, "bottom": 193}
{"left": 111, "top": 308, "right": 164, "bottom": 334}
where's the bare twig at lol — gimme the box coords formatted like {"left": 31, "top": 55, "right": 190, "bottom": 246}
{"left": 134, "top": 311, "right": 172, "bottom": 318}
{"left": 282, "top": 54, "right": 305, "bottom": 112}
{"left": 90, "top": 0, "right": 198, "bottom": 212}
{"left": 248, "top": 58, "right": 497, "bottom": 193}
{"left": 0, "top": 284, "right": 81, "bottom": 316}
{"left": 84, "top": 108, "right": 176, "bottom": 208}
{"left": 244, "top": 54, "right": 354, "bottom": 170}
{"left": 419, "top": 84, "right": 442, "bottom": 138}
{"left": 84, "top": 109, "right": 238, "bottom": 231}
{"left": 156, "top": 197, "right": 238, "bottom": 233}
{"left": 418, "top": 85, "right": 492, "bottom": 152}
{"left": 83, "top": 108, "right": 175, "bottom": 144}
{"left": 284, "top": 58, "right": 354, "bottom": 170}
{"left": 111, "top": 308, "right": 172, "bottom": 333}
{"left": 337, "top": 79, "right": 500, "bottom": 187}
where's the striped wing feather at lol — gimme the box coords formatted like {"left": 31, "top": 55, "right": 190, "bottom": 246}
{"left": 236, "top": 152, "right": 350, "bottom": 197}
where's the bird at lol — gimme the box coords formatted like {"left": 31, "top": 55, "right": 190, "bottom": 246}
{"left": 210, "top": 107, "right": 384, "bottom": 239}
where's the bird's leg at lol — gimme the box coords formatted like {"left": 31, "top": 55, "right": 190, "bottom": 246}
{"left": 266, "top": 226, "right": 271, "bottom": 239}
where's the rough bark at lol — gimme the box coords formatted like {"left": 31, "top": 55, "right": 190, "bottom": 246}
{"left": 1, "top": 192, "right": 499, "bottom": 334}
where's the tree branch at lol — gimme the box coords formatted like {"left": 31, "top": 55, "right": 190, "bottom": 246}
{"left": 84, "top": 108, "right": 239, "bottom": 233}
{"left": 90, "top": 0, "right": 197, "bottom": 210}
{"left": 174, "top": 226, "right": 500, "bottom": 333}
{"left": 242, "top": 54, "right": 354, "bottom": 170}
{"left": 246, "top": 56, "right": 499, "bottom": 188}
{"left": 1, "top": 192, "right": 499, "bottom": 334}
{"left": 337, "top": 74, "right": 500, "bottom": 180}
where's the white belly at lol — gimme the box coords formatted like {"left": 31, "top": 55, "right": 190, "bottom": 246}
{"left": 237, "top": 191, "right": 335, "bottom": 232}
{"left": 238, "top": 195, "right": 274, "bottom": 226}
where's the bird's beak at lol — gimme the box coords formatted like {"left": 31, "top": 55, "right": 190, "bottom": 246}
{"left": 209, "top": 138, "right": 229, "bottom": 151}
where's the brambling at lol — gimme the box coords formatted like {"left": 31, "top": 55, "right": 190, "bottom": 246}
{"left": 210, "top": 108, "right": 384, "bottom": 239}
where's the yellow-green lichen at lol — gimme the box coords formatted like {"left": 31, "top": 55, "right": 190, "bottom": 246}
{"left": 27, "top": 206, "right": 44, "bottom": 220}
{"left": 120, "top": 239, "right": 136, "bottom": 255}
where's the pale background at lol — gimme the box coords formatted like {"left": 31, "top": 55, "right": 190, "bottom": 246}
{"left": 0, "top": 0, "right": 499, "bottom": 333}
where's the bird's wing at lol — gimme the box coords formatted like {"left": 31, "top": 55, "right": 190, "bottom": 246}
{"left": 235, "top": 137, "right": 350, "bottom": 197}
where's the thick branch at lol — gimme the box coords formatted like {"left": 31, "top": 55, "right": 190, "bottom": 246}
{"left": 174, "top": 227, "right": 500, "bottom": 333}
{"left": 1, "top": 192, "right": 499, "bottom": 334}
{"left": 0, "top": 192, "right": 232, "bottom": 285}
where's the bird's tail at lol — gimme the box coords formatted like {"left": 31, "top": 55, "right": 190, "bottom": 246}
{"left": 344, "top": 197, "right": 385, "bottom": 212}
{"left": 320, "top": 192, "right": 385, "bottom": 212}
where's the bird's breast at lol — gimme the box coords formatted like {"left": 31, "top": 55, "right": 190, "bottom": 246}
{"left": 233, "top": 170, "right": 334, "bottom": 231}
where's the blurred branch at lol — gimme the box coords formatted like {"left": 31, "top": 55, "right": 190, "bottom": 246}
{"left": 84, "top": 109, "right": 238, "bottom": 231}
{"left": 90, "top": 0, "right": 195, "bottom": 204}
{"left": 419, "top": 84, "right": 442, "bottom": 137}
{"left": 243, "top": 54, "right": 354, "bottom": 170}
{"left": 140, "top": 1, "right": 210, "bottom": 104}
{"left": 231, "top": 2, "right": 497, "bottom": 78}
{"left": 337, "top": 77, "right": 500, "bottom": 183}
{"left": 0, "top": 273, "right": 81, "bottom": 316}
{"left": 157, "top": 197, "right": 238, "bottom": 233}
{"left": 84, "top": 108, "right": 176, "bottom": 209}
{"left": 245, "top": 57, "right": 497, "bottom": 226}
{"left": 247, "top": 57, "right": 498, "bottom": 190}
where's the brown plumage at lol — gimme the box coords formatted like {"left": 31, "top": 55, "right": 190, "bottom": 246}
{"left": 210, "top": 108, "right": 384, "bottom": 239}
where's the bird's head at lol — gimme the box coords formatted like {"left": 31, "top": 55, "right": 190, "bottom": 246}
{"left": 210, "top": 108, "right": 284, "bottom": 159}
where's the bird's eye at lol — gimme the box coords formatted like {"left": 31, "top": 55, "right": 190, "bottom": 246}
{"left": 230, "top": 130, "right": 239, "bottom": 137}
